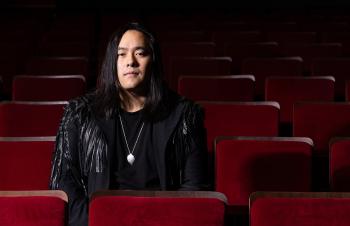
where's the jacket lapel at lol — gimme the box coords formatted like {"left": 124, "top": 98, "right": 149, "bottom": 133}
{"left": 88, "top": 117, "right": 115, "bottom": 195}
{"left": 153, "top": 101, "right": 186, "bottom": 189}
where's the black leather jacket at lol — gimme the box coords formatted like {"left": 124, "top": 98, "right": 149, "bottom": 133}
{"left": 49, "top": 92, "right": 208, "bottom": 226}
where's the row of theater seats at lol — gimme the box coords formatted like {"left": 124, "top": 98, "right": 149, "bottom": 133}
{"left": 1, "top": 137, "right": 350, "bottom": 209}
{"left": 2, "top": 55, "right": 350, "bottom": 100}
{"left": 4, "top": 189, "right": 350, "bottom": 226}
{"left": 0, "top": 190, "right": 226, "bottom": 226}
{"left": 2, "top": 100, "right": 350, "bottom": 151}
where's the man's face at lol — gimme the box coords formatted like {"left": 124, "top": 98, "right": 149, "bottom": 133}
{"left": 117, "top": 29, "right": 152, "bottom": 93}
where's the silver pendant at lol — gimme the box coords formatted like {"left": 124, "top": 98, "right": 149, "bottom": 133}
{"left": 127, "top": 153, "right": 135, "bottom": 165}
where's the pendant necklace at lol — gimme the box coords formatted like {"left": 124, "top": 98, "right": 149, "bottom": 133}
{"left": 118, "top": 114, "right": 145, "bottom": 165}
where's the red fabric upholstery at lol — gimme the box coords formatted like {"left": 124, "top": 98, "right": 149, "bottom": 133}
{"left": 38, "top": 42, "right": 90, "bottom": 57}
{"left": 346, "top": 80, "right": 350, "bottom": 101}
{"left": 201, "top": 102, "right": 279, "bottom": 152}
{"left": 178, "top": 75, "right": 255, "bottom": 101}
{"left": 250, "top": 194, "right": 350, "bottom": 226}
{"left": 281, "top": 43, "right": 342, "bottom": 74}
{"left": 13, "top": 75, "right": 86, "bottom": 101}
{"left": 322, "top": 32, "right": 350, "bottom": 56}
{"left": 0, "top": 196, "right": 66, "bottom": 226}
{"left": 215, "top": 137, "right": 312, "bottom": 206}
{"left": 0, "top": 102, "right": 66, "bottom": 136}
{"left": 258, "top": 22, "right": 298, "bottom": 32}
{"left": 0, "top": 138, "right": 55, "bottom": 190}
{"left": 266, "top": 31, "right": 316, "bottom": 44}
{"left": 212, "top": 31, "right": 262, "bottom": 44}
{"left": 89, "top": 196, "right": 225, "bottom": 226}
{"left": 25, "top": 57, "right": 89, "bottom": 79}
{"left": 168, "top": 57, "right": 232, "bottom": 90}
{"left": 330, "top": 138, "right": 350, "bottom": 191}
{"left": 293, "top": 102, "right": 350, "bottom": 154}
{"left": 265, "top": 76, "right": 335, "bottom": 124}
{"left": 161, "top": 42, "right": 215, "bottom": 59}
{"left": 242, "top": 57, "right": 303, "bottom": 98}
{"left": 312, "top": 57, "right": 350, "bottom": 99}
{"left": 156, "top": 30, "right": 209, "bottom": 42}
{"left": 161, "top": 42, "right": 216, "bottom": 83}
{"left": 223, "top": 42, "right": 280, "bottom": 73}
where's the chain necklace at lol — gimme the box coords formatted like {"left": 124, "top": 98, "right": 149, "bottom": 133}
{"left": 118, "top": 114, "right": 145, "bottom": 165}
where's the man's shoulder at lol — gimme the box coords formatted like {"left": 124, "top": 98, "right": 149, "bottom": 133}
{"left": 65, "top": 92, "right": 96, "bottom": 115}
{"left": 167, "top": 91, "right": 203, "bottom": 119}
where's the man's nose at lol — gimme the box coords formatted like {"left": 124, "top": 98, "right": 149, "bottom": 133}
{"left": 126, "top": 54, "right": 138, "bottom": 67}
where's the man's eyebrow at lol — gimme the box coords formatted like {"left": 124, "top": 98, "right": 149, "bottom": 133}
{"left": 117, "top": 46, "right": 148, "bottom": 51}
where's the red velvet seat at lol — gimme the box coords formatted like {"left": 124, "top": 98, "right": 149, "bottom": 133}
{"left": 89, "top": 190, "right": 227, "bottom": 226}
{"left": 265, "top": 32, "right": 317, "bottom": 44}
{"left": 156, "top": 30, "right": 210, "bottom": 42}
{"left": 216, "top": 137, "right": 312, "bottom": 207}
{"left": 242, "top": 57, "right": 303, "bottom": 99}
{"left": 161, "top": 42, "right": 216, "bottom": 58}
{"left": 300, "top": 22, "right": 349, "bottom": 32}
{"left": 250, "top": 192, "right": 350, "bottom": 226}
{"left": 293, "top": 102, "right": 350, "bottom": 190}
{"left": 322, "top": 31, "right": 350, "bottom": 56}
{"left": 281, "top": 43, "right": 342, "bottom": 74}
{"left": 330, "top": 137, "right": 350, "bottom": 191}
{"left": 25, "top": 57, "right": 89, "bottom": 79}
{"left": 161, "top": 42, "right": 216, "bottom": 82}
{"left": 265, "top": 76, "right": 335, "bottom": 135}
{"left": 293, "top": 102, "right": 350, "bottom": 154}
{"left": 0, "top": 190, "right": 67, "bottom": 226}
{"left": 346, "top": 80, "right": 350, "bottom": 101}
{"left": 12, "top": 75, "right": 86, "bottom": 101}
{"left": 0, "top": 137, "right": 55, "bottom": 190}
{"left": 212, "top": 31, "right": 262, "bottom": 44}
{"left": 37, "top": 42, "right": 91, "bottom": 57}
{"left": 169, "top": 57, "right": 232, "bottom": 90}
{"left": 0, "top": 101, "right": 66, "bottom": 136}
{"left": 178, "top": 75, "right": 255, "bottom": 101}
{"left": 312, "top": 57, "right": 350, "bottom": 100}
{"left": 200, "top": 101, "right": 279, "bottom": 153}
{"left": 223, "top": 42, "right": 281, "bottom": 73}
{"left": 258, "top": 22, "right": 298, "bottom": 32}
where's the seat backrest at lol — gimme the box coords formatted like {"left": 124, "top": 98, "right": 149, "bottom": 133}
{"left": 12, "top": 75, "right": 86, "bottom": 101}
{"left": 178, "top": 75, "right": 255, "bottom": 101}
{"left": 265, "top": 76, "right": 335, "bottom": 124}
{"left": 169, "top": 57, "right": 232, "bottom": 90}
{"left": 266, "top": 32, "right": 317, "bottom": 44}
{"left": 212, "top": 31, "right": 262, "bottom": 44}
{"left": 0, "top": 190, "right": 67, "bottom": 226}
{"left": 281, "top": 43, "right": 342, "bottom": 74}
{"left": 346, "top": 80, "right": 350, "bottom": 101}
{"left": 329, "top": 137, "right": 350, "bottom": 191}
{"left": 25, "top": 57, "right": 89, "bottom": 79}
{"left": 293, "top": 102, "right": 350, "bottom": 154}
{"left": 89, "top": 190, "right": 227, "bottom": 226}
{"left": 0, "top": 101, "right": 66, "bottom": 136}
{"left": 200, "top": 101, "right": 280, "bottom": 153}
{"left": 250, "top": 192, "right": 350, "bottom": 226}
{"left": 0, "top": 137, "right": 55, "bottom": 190}
{"left": 312, "top": 57, "right": 350, "bottom": 100}
{"left": 216, "top": 137, "right": 312, "bottom": 206}
{"left": 242, "top": 57, "right": 303, "bottom": 99}
{"left": 223, "top": 42, "right": 280, "bottom": 73}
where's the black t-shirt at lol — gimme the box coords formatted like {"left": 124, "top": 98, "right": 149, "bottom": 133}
{"left": 110, "top": 108, "right": 160, "bottom": 190}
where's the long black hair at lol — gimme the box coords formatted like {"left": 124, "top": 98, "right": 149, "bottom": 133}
{"left": 93, "top": 22, "right": 167, "bottom": 120}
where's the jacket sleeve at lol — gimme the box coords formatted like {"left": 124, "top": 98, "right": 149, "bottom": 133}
{"left": 49, "top": 102, "right": 88, "bottom": 226}
{"left": 178, "top": 103, "right": 209, "bottom": 191}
